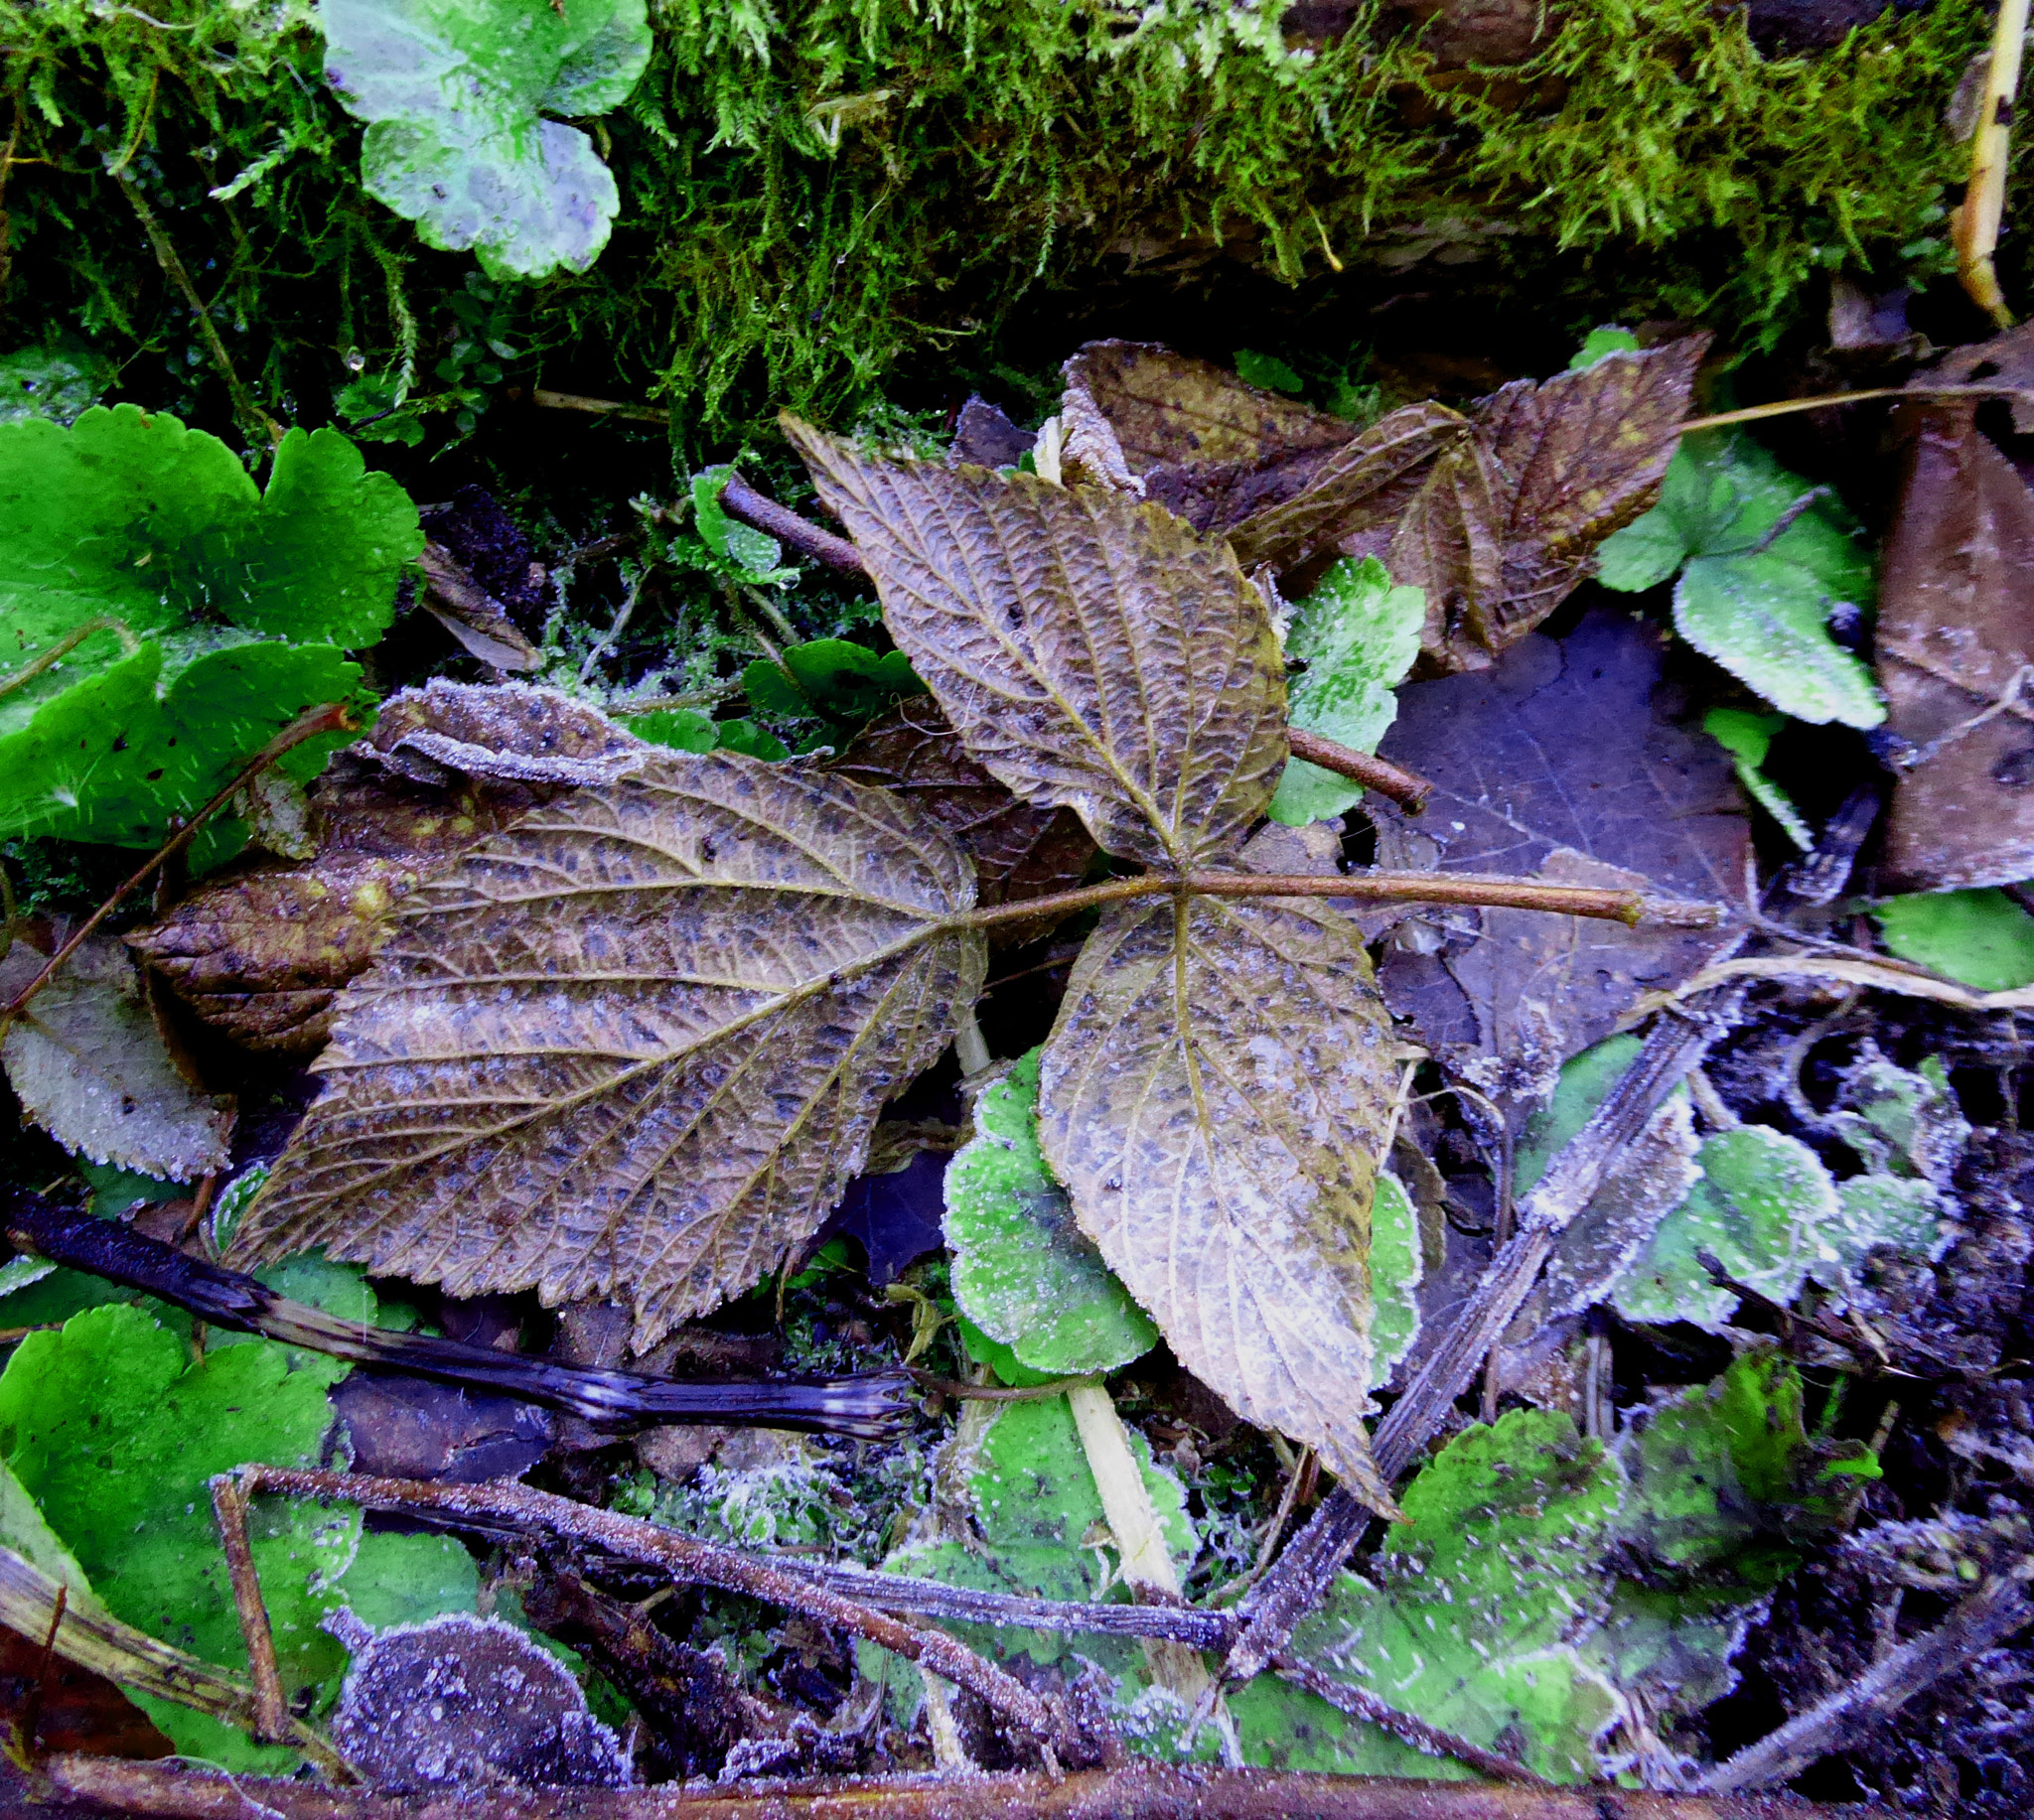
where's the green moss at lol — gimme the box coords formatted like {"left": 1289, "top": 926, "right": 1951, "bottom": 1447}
{"left": 0, "top": 0, "right": 1986, "bottom": 448}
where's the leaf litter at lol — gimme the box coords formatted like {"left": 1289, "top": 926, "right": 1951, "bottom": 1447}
{"left": 2, "top": 301, "right": 2032, "bottom": 1818}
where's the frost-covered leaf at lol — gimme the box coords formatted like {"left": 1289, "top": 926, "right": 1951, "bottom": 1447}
{"left": 0, "top": 1305, "right": 476, "bottom": 1770}
{"left": 1874, "top": 888, "right": 2034, "bottom": 991}
{"left": 1040, "top": 895, "right": 1400, "bottom": 1514}
{"left": 1368, "top": 1170, "right": 1422, "bottom": 1390}
{"left": 323, "top": 0, "right": 652, "bottom": 280}
{"left": 1598, "top": 431, "right": 1882, "bottom": 728}
{"left": 1237, "top": 1409, "right": 1622, "bottom": 1783}
{"left": 786, "top": 418, "right": 1287, "bottom": 869}
{"left": 874, "top": 1395, "right": 1193, "bottom": 1720}
{"left": 327, "top": 1612, "right": 627, "bottom": 1790}
{"left": 830, "top": 702, "right": 1096, "bottom": 939}
{"left": 1267, "top": 556, "right": 1425, "bottom": 826}
{"left": 236, "top": 751, "right": 985, "bottom": 1348}
{"left": 1613, "top": 1126, "right": 1835, "bottom": 1330}
{"left": 1705, "top": 707, "right": 1812, "bottom": 850}
{"left": 944, "top": 1048, "right": 1158, "bottom": 1375}
{"left": 0, "top": 936, "right": 233, "bottom": 1180}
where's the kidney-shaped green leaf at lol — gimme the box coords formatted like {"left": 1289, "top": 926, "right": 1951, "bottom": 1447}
{"left": 324, "top": 0, "right": 652, "bottom": 279}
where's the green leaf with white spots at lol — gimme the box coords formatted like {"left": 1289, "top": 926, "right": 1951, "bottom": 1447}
{"left": 323, "top": 0, "right": 652, "bottom": 280}
{"left": 944, "top": 1049, "right": 1158, "bottom": 1375}
{"left": 1598, "top": 432, "right": 1882, "bottom": 728}
{"left": 1267, "top": 556, "right": 1425, "bottom": 827}
{"left": 1368, "top": 1170, "right": 1421, "bottom": 1388}
{"left": 0, "top": 1305, "right": 476, "bottom": 1771}
{"left": 1236, "top": 1409, "right": 1623, "bottom": 1783}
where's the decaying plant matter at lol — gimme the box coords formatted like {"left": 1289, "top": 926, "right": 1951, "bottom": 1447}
{"left": 236, "top": 428, "right": 1718, "bottom": 1519}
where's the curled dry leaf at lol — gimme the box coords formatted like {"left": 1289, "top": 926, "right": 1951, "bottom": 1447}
{"left": 785, "top": 415, "right": 1287, "bottom": 869}
{"left": 235, "top": 751, "right": 985, "bottom": 1348}
{"left": 130, "top": 685, "right": 646, "bottom": 1053}
{"left": 828, "top": 699, "right": 1097, "bottom": 942}
{"left": 1038, "top": 895, "right": 1401, "bottom": 1516}
{"left": 1877, "top": 326, "right": 2034, "bottom": 891}
{"left": 0, "top": 935, "right": 233, "bottom": 1180}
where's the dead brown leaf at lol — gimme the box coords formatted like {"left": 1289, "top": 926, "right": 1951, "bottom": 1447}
{"left": 785, "top": 415, "right": 1287, "bottom": 869}
{"left": 234, "top": 751, "right": 986, "bottom": 1349}
{"left": 1876, "top": 325, "right": 2034, "bottom": 891}
{"left": 1059, "top": 341, "right": 1361, "bottom": 532}
{"left": 1368, "top": 604, "right": 1747, "bottom": 1119}
{"left": 1039, "top": 894, "right": 1401, "bottom": 1516}
{"left": 828, "top": 700, "right": 1097, "bottom": 942}
{"left": 130, "top": 686, "right": 644, "bottom": 1053}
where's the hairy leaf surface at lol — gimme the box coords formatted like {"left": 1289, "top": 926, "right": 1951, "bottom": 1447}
{"left": 236, "top": 752, "right": 985, "bottom": 1346}
{"left": 786, "top": 418, "right": 1287, "bottom": 869}
{"left": 1038, "top": 895, "right": 1400, "bottom": 1512}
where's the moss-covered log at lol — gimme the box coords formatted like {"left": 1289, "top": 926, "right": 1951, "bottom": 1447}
{"left": 0, "top": 0, "right": 1990, "bottom": 444}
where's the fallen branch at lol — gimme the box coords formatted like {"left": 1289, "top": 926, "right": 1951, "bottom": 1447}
{"left": 723, "top": 472, "right": 866, "bottom": 573}
{"left": 5, "top": 1191, "right": 913, "bottom": 1442}
{"left": 1953, "top": 0, "right": 2031, "bottom": 326}
{"left": 1212, "top": 987, "right": 1749, "bottom": 1692}
{"left": 228, "top": 1467, "right": 1069, "bottom": 1751}
{"left": 27, "top": 1753, "right": 1861, "bottom": 1818}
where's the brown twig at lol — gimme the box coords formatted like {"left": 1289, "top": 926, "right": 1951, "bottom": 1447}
{"left": 29, "top": 1753, "right": 1859, "bottom": 1818}
{"left": 531, "top": 385, "right": 668, "bottom": 423}
{"left": 231, "top": 1467, "right": 1068, "bottom": 1751}
{"left": 208, "top": 1476, "right": 287, "bottom": 1743}
{"left": 0, "top": 703, "right": 354, "bottom": 1027}
{"left": 1268, "top": 1652, "right": 1552, "bottom": 1788}
{"left": 1677, "top": 382, "right": 2034, "bottom": 435}
{"left": 722, "top": 472, "right": 867, "bottom": 573}
{"left": 958, "top": 870, "right": 1721, "bottom": 935}
{"left": 1697, "top": 1566, "right": 2033, "bottom": 1791}
{"left": 17, "top": 1582, "right": 66, "bottom": 1757}
{"left": 1286, "top": 728, "right": 1433, "bottom": 813}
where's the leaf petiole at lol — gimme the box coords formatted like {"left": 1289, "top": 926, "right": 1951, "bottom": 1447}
{"left": 956, "top": 870, "right": 1723, "bottom": 936}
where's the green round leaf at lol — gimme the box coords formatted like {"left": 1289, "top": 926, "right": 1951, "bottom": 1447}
{"left": 944, "top": 1049, "right": 1158, "bottom": 1375}
{"left": 325, "top": 0, "right": 652, "bottom": 279}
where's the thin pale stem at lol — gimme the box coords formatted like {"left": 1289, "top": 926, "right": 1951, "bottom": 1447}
{"left": 958, "top": 871, "right": 1720, "bottom": 935}
{"left": 1954, "top": 0, "right": 2032, "bottom": 327}
{"left": 1, "top": 702, "right": 354, "bottom": 1028}
{"left": 0, "top": 618, "right": 134, "bottom": 702}
{"left": 1678, "top": 382, "right": 2034, "bottom": 435}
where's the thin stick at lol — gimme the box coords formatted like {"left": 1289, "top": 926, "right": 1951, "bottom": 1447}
{"left": 17, "top": 1582, "right": 65, "bottom": 1756}
{"left": 722, "top": 473, "right": 866, "bottom": 573}
{"left": 1, "top": 703, "right": 354, "bottom": 1027}
{"left": 906, "top": 1368, "right": 1101, "bottom": 1404}
{"left": 958, "top": 871, "right": 1720, "bottom": 935}
{"left": 1286, "top": 728, "right": 1433, "bottom": 813}
{"left": 1268, "top": 1653, "right": 1551, "bottom": 1788}
{"left": 0, "top": 618, "right": 134, "bottom": 702}
{"left": 32, "top": 1753, "right": 1862, "bottom": 1818}
{"left": 209, "top": 1476, "right": 287, "bottom": 1743}
{"left": 1955, "top": 0, "right": 2032, "bottom": 327}
{"left": 232, "top": 1467, "right": 1067, "bottom": 1750}
{"left": 1677, "top": 382, "right": 2034, "bottom": 435}
{"left": 116, "top": 172, "right": 280, "bottom": 449}
{"left": 1697, "top": 1567, "right": 2032, "bottom": 1791}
